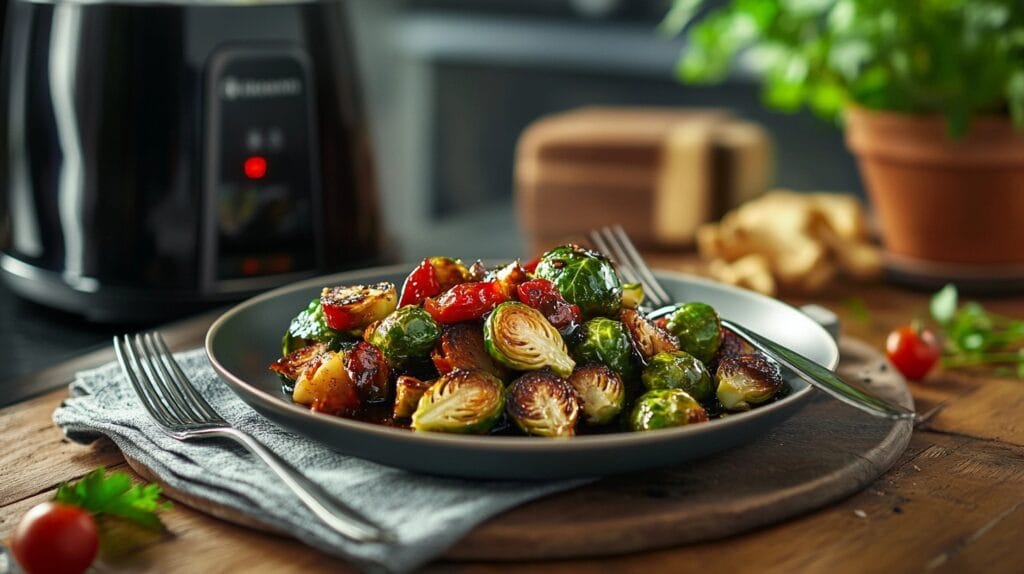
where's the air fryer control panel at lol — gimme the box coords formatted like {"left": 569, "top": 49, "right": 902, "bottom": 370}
{"left": 203, "top": 47, "right": 321, "bottom": 292}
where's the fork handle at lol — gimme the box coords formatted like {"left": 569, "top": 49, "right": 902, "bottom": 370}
{"left": 196, "top": 426, "right": 393, "bottom": 543}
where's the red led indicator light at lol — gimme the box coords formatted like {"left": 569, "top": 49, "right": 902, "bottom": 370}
{"left": 244, "top": 156, "right": 267, "bottom": 179}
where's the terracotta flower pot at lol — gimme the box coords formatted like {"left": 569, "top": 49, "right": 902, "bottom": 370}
{"left": 845, "top": 106, "right": 1024, "bottom": 287}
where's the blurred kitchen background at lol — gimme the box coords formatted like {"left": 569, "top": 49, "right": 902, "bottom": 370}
{"left": 0, "top": 0, "right": 862, "bottom": 397}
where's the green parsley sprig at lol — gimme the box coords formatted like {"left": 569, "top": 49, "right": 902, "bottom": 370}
{"left": 930, "top": 284, "right": 1024, "bottom": 377}
{"left": 55, "top": 468, "right": 171, "bottom": 531}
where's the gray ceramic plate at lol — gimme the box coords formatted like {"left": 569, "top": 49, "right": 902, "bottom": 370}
{"left": 206, "top": 264, "right": 839, "bottom": 480}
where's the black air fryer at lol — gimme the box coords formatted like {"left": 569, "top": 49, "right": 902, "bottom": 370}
{"left": 0, "top": 0, "right": 381, "bottom": 321}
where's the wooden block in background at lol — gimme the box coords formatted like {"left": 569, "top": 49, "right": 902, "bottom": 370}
{"left": 516, "top": 107, "right": 773, "bottom": 253}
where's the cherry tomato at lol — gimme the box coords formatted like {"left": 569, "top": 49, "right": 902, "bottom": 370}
{"left": 515, "top": 278, "right": 581, "bottom": 335}
{"left": 10, "top": 502, "right": 99, "bottom": 574}
{"left": 398, "top": 258, "right": 441, "bottom": 307}
{"left": 885, "top": 324, "right": 940, "bottom": 381}
{"left": 423, "top": 281, "right": 509, "bottom": 323}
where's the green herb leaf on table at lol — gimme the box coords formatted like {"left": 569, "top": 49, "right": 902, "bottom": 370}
{"left": 55, "top": 468, "right": 170, "bottom": 531}
{"left": 927, "top": 284, "right": 1024, "bottom": 376}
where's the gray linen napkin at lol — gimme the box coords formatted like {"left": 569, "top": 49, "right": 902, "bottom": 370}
{"left": 52, "top": 349, "right": 584, "bottom": 573}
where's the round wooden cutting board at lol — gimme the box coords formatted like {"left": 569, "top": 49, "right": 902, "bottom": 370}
{"left": 126, "top": 337, "right": 913, "bottom": 562}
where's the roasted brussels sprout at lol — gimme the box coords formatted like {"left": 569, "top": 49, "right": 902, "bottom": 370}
{"left": 344, "top": 341, "right": 391, "bottom": 403}
{"left": 630, "top": 389, "right": 708, "bottom": 432}
{"left": 567, "top": 364, "right": 625, "bottom": 425}
{"left": 534, "top": 244, "right": 622, "bottom": 318}
{"left": 665, "top": 302, "right": 722, "bottom": 363}
{"left": 393, "top": 375, "right": 435, "bottom": 418}
{"left": 321, "top": 282, "right": 398, "bottom": 332}
{"left": 431, "top": 322, "right": 507, "bottom": 379}
{"left": 364, "top": 306, "right": 441, "bottom": 368}
{"left": 282, "top": 298, "right": 341, "bottom": 355}
{"left": 484, "top": 302, "right": 575, "bottom": 377}
{"left": 411, "top": 370, "right": 505, "bottom": 434}
{"left": 716, "top": 354, "right": 785, "bottom": 411}
{"left": 506, "top": 371, "right": 579, "bottom": 438}
{"left": 641, "top": 351, "right": 713, "bottom": 403}
{"left": 270, "top": 342, "right": 330, "bottom": 382}
{"left": 621, "top": 283, "right": 644, "bottom": 309}
{"left": 292, "top": 351, "right": 360, "bottom": 415}
{"left": 620, "top": 309, "right": 679, "bottom": 361}
{"left": 430, "top": 256, "right": 470, "bottom": 291}
{"left": 708, "top": 327, "right": 753, "bottom": 372}
{"left": 572, "top": 317, "right": 634, "bottom": 379}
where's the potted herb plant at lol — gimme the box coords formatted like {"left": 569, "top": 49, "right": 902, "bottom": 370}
{"left": 663, "top": 0, "right": 1024, "bottom": 286}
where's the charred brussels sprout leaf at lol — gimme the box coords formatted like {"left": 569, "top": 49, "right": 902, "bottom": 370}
{"left": 572, "top": 317, "right": 635, "bottom": 379}
{"left": 393, "top": 375, "right": 435, "bottom": 419}
{"left": 621, "top": 308, "right": 680, "bottom": 361}
{"left": 506, "top": 371, "right": 579, "bottom": 438}
{"left": 534, "top": 245, "right": 622, "bottom": 318}
{"left": 411, "top": 370, "right": 505, "bottom": 434}
{"left": 431, "top": 322, "right": 507, "bottom": 379}
{"left": 641, "top": 351, "right": 713, "bottom": 403}
{"left": 271, "top": 342, "right": 330, "bottom": 382}
{"left": 708, "top": 327, "right": 753, "bottom": 372}
{"left": 568, "top": 364, "right": 625, "bottom": 425}
{"left": 364, "top": 306, "right": 441, "bottom": 368}
{"left": 665, "top": 302, "right": 723, "bottom": 363}
{"left": 283, "top": 298, "right": 341, "bottom": 355}
{"left": 716, "top": 354, "right": 785, "bottom": 411}
{"left": 630, "top": 389, "right": 708, "bottom": 432}
{"left": 484, "top": 302, "right": 575, "bottom": 377}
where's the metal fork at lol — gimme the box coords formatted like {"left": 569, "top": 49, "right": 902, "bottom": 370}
{"left": 589, "top": 225, "right": 916, "bottom": 421}
{"left": 113, "top": 332, "right": 393, "bottom": 543}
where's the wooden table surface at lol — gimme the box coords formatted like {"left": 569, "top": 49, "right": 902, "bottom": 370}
{"left": 2, "top": 266, "right": 1023, "bottom": 573}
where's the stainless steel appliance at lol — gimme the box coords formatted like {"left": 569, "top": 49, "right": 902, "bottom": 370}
{"left": 0, "top": 0, "right": 381, "bottom": 321}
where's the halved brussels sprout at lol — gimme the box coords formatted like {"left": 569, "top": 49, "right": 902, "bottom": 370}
{"left": 321, "top": 282, "right": 398, "bottom": 332}
{"left": 534, "top": 244, "right": 622, "bottom": 318}
{"left": 344, "top": 341, "right": 390, "bottom": 404}
{"left": 641, "top": 350, "right": 713, "bottom": 403}
{"left": 292, "top": 350, "right": 360, "bottom": 415}
{"left": 716, "top": 354, "right": 785, "bottom": 411}
{"left": 431, "top": 322, "right": 507, "bottom": 379}
{"left": 270, "top": 342, "right": 330, "bottom": 382}
{"left": 411, "top": 370, "right": 505, "bottom": 434}
{"left": 572, "top": 317, "right": 634, "bottom": 379}
{"left": 506, "top": 371, "right": 579, "bottom": 438}
{"left": 621, "top": 283, "right": 644, "bottom": 309}
{"left": 364, "top": 306, "right": 441, "bottom": 368}
{"left": 430, "top": 256, "right": 470, "bottom": 291}
{"left": 484, "top": 302, "right": 575, "bottom": 377}
{"left": 393, "top": 375, "right": 434, "bottom": 418}
{"left": 708, "top": 327, "right": 753, "bottom": 372}
{"left": 630, "top": 389, "right": 708, "bottom": 432}
{"left": 665, "top": 302, "right": 723, "bottom": 363}
{"left": 621, "top": 308, "right": 680, "bottom": 361}
{"left": 567, "top": 364, "right": 625, "bottom": 425}
{"left": 282, "top": 298, "right": 342, "bottom": 355}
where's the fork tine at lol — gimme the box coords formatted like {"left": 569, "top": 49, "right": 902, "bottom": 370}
{"left": 151, "top": 333, "right": 224, "bottom": 423}
{"left": 140, "top": 333, "right": 208, "bottom": 424}
{"left": 114, "top": 335, "right": 177, "bottom": 428}
{"left": 129, "top": 334, "right": 194, "bottom": 426}
{"left": 610, "top": 225, "right": 673, "bottom": 307}
{"left": 588, "top": 229, "right": 641, "bottom": 285}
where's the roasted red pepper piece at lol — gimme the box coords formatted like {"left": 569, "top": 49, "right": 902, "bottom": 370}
{"left": 424, "top": 281, "right": 510, "bottom": 323}
{"left": 398, "top": 258, "right": 442, "bottom": 307}
{"left": 516, "top": 278, "right": 581, "bottom": 335}
{"left": 344, "top": 341, "right": 391, "bottom": 403}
